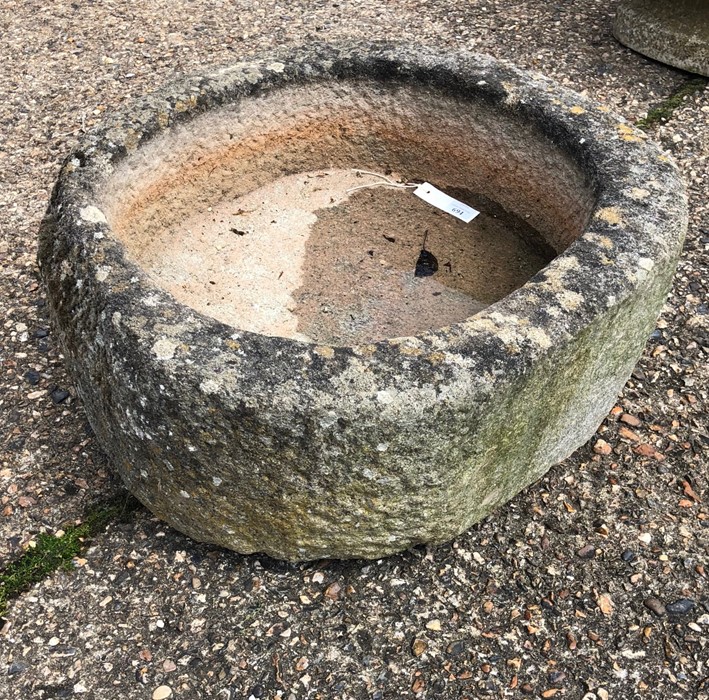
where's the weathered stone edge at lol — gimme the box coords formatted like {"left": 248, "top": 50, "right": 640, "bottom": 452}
{"left": 40, "top": 42, "right": 687, "bottom": 382}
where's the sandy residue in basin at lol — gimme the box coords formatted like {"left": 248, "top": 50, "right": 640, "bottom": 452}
{"left": 133, "top": 169, "right": 553, "bottom": 345}
{"left": 134, "top": 169, "right": 364, "bottom": 342}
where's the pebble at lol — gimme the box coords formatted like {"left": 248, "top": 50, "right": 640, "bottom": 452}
{"left": 634, "top": 443, "right": 661, "bottom": 459}
{"left": 621, "top": 549, "right": 636, "bottom": 562}
{"left": 576, "top": 544, "right": 595, "bottom": 559}
{"left": 425, "top": 619, "right": 442, "bottom": 631}
{"left": 152, "top": 686, "right": 172, "bottom": 700}
{"left": 324, "top": 581, "right": 342, "bottom": 600}
{"left": 620, "top": 413, "right": 642, "bottom": 427}
{"left": 643, "top": 597, "right": 666, "bottom": 616}
{"left": 50, "top": 388, "right": 70, "bottom": 404}
{"left": 446, "top": 640, "right": 466, "bottom": 656}
{"left": 7, "top": 661, "right": 28, "bottom": 676}
{"left": 593, "top": 439, "right": 612, "bottom": 455}
{"left": 666, "top": 599, "right": 695, "bottom": 615}
{"left": 412, "top": 638, "right": 427, "bottom": 656}
{"left": 24, "top": 369, "right": 40, "bottom": 385}
{"left": 618, "top": 425, "right": 641, "bottom": 441}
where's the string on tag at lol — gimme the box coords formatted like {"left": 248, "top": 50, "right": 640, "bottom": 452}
{"left": 346, "top": 169, "right": 420, "bottom": 194}
{"left": 346, "top": 171, "right": 480, "bottom": 224}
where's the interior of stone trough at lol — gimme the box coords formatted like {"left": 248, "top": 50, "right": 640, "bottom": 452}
{"left": 104, "top": 81, "right": 597, "bottom": 345}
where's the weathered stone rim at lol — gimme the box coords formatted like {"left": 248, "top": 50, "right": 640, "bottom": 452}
{"left": 44, "top": 43, "right": 685, "bottom": 386}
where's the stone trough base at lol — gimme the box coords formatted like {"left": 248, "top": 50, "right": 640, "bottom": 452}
{"left": 614, "top": 0, "right": 709, "bottom": 77}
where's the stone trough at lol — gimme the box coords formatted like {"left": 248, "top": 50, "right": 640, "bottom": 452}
{"left": 38, "top": 44, "right": 687, "bottom": 560}
{"left": 614, "top": 0, "right": 709, "bottom": 78}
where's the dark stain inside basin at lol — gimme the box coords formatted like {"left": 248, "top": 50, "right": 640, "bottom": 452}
{"left": 295, "top": 185, "right": 556, "bottom": 345}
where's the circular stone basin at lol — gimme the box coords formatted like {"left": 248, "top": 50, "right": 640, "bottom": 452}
{"left": 120, "top": 168, "right": 555, "bottom": 346}
{"left": 38, "top": 44, "right": 687, "bottom": 560}
{"left": 614, "top": 0, "right": 709, "bottom": 77}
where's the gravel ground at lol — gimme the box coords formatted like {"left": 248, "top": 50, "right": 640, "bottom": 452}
{"left": 1, "top": 1, "right": 707, "bottom": 698}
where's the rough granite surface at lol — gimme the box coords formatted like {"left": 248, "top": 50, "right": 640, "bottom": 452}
{"left": 37, "top": 44, "right": 687, "bottom": 560}
{"left": 1, "top": 2, "right": 707, "bottom": 699}
{"left": 614, "top": 0, "right": 709, "bottom": 77}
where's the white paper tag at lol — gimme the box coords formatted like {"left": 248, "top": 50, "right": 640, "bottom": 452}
{"left": 413, "top": 183, "right": 480, "bottom": 223}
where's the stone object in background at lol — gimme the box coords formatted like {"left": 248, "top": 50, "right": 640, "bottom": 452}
{"left": 614, "top": 0, "right": 709, "bottom": 77}
{"left": 38, "top": 44, "right": 687, "bottom": 560}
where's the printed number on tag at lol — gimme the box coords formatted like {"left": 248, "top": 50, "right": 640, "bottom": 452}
{"left": 413, "top": 183, "right": 480, "bottom": 223}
